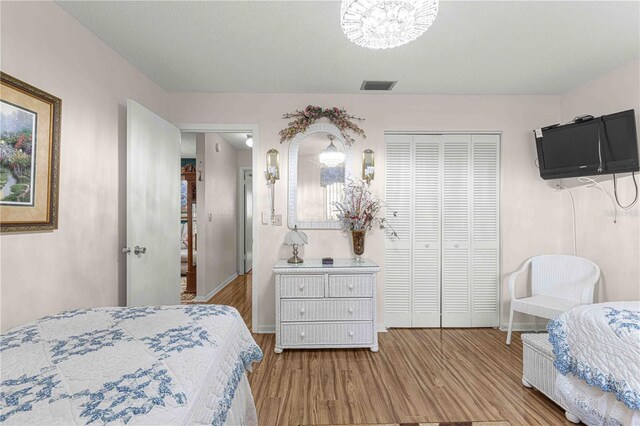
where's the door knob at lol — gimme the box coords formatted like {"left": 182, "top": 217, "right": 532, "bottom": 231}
{"left": 134, "top": 246, "right": 147, "bottom": 255}
{"left": 453, "top": 242, "right": 459, "bottom": 248}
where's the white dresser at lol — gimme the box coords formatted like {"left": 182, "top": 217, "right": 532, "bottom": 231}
{"left": 273, "top": 259, "right": 380, "bottom": 353}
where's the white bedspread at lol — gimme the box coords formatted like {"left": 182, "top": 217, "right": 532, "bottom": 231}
{"left": 0, "top": 305, "right": 262, "bottom": 425}
{"left": 548, "top": 301, "right": 640, "bottom": 412}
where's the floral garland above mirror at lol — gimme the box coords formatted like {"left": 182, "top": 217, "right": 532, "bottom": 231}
{"left": 279, "top": 105, "right": 366, "bottom": 145}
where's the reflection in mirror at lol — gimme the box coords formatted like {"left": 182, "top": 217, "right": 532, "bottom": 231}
{"left": 297, "top": 132, "right": 345, "bottom": 222}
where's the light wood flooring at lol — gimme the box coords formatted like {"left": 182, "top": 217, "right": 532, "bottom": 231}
{"left": 209, "top": 274, "right": 572, "bottom": 426}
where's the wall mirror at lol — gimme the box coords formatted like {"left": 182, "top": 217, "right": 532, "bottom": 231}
{"left": 288, "top": 123, "right": 353, "bottom": 229}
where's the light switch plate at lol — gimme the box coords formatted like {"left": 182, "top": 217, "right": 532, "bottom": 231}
{"left": 274, "top": 214, "right": 283, "bottom": 226}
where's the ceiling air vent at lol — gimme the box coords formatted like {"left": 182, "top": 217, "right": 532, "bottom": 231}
{"left": 360, "top": 80, "right": 397, "bottom": 91}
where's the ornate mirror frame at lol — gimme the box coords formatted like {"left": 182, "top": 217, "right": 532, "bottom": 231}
{"left": 288, "top": 123, "right": 354, "bottom": 229}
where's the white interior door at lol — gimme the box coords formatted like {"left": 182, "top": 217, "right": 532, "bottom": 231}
{"left": 471, "top": 134, "right": 500, "bottom": 327}
{"left": 412, "top": 135, "right": 442, "bottom": 327}
{"left": 126, "top": 100, "right": 181, "bottom": 306}
{"left": 244, "top": 169, "right": 253, "bottom": 273}
{"left": 384, "top": 134, "right": 412, "bottom": 327}
{"left": 441, "top": 134, "right": 472, "bottom": 327}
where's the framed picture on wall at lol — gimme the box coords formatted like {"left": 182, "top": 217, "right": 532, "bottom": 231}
{"left": 0, "top": 72, "right": 61, "bottom": 232}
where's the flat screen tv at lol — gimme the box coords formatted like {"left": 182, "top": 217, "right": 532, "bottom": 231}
{"left": 535, "top": 109, "right": 639, "bottom": 180}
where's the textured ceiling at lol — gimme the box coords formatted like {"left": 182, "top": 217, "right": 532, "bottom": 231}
{"left": 57, "top": 1, "right": 640, "bottom": 95}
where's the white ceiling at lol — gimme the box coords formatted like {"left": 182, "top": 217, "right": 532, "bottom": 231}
{"left": 58, "top": 1, "right": 639, "bottom": 95}
{"left": 219, "top": 133, "right": 253, "bottom": 151}
{"left": 181, "top": 132, "right": 252, "bottom": 158}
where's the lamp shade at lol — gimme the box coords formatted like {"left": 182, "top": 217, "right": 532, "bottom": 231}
{"left": 284, "top": 227, "right": 308, "bottom": 246}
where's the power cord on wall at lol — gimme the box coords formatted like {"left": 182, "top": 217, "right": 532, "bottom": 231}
{"left": 576, "top": 176, "right": 617, "bottom": 224}
{"left": 613, "top": 172, "right": 638, "bottom": 210}
{"left": 557, "top": 184, "right": 577, "bottom": 256}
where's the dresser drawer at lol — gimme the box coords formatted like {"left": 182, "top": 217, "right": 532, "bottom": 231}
{"left": 280, "top": 322, "right": 373, "bottom": 346}
{"left": 328, "top": 275, "right": 373, "bottom": 298}
{"left": 279, "top": 275, "right": 324, "bottom": 298}
{"left": 281, "top": 299, "right": 372, "bottom": 322}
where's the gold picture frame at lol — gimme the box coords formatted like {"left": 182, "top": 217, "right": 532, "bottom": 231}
{"left": 1, "top": 72, "right": 61, "bottom": 232}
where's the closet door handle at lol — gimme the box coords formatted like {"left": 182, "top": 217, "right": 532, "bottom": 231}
{"left": 453, "top": 242, "right": 459, "bottom": 248}
{"left": 425, "top": 243, "right": 430, "bottom": 248}
{"left": 299, "top": 284, "right": 305, "bottom": 291}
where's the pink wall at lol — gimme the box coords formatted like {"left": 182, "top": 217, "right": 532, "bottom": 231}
{"left": 560, "top": 59, "right": 640, "bottom": 302}
{"left": 0, "top": 2, "right": 168, "bottom": 331}
{"left": 238, "top": 150, "right": 252, "bottom": 168}
{"left": 169, "top": 93, "right": 566, "bottom": 330}
{"left": 196, "top": 133, "right": 239, "bottom": 300}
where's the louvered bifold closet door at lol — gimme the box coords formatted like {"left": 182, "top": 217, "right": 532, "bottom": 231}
{"left": 384, "top": 135, "right": 412, "bottom": 327}
{"left": 471, "top": 135, "right": 500, "bottom": 327}
{"left": 412, "top": 135, "right": 441, "bottom": 327}
{"left": 441, "top": 135, "right": 472, "bottom": 327}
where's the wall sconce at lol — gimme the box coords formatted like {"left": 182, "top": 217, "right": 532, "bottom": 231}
{"left": 265, "top": 149, "right": 280, "bottom": 224}
{"left": 362, "top": 149, "right": 375, "bottom": 184}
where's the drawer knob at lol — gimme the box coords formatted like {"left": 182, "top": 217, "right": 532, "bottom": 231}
{"left": 425, "top": 243, "right": 430, "bottom": 248}
{"left": 454, "top": 242, "right": 459, "bottom": 248}
{"left": 300, "top": 331, "right": 306, "bottom": 339}
{"left": 300, "top": 308, "right": 306, "bottom": 315}
{"left": 348, "top": 284, "right": 354, "bottom": 290}
{"left": 348, "top": 307, "right": 354, "bottom": 313}
{"left": 299, "top": 284, "right": 305, "bottom": 291}
{"left": 348, "top": 331, "right": 354, "bottom": 337}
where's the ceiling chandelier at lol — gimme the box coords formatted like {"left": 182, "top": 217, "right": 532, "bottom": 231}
{"left": 341, "top": 0, "right": 439, "bottom": 49}
{"left": 319, "top": 135, "right": 345, "bottom": 167}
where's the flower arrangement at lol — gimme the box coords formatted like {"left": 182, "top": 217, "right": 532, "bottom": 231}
{"left": 333, "top": 179, "right": 397, "bottom": 236}
{"left": 279, "top": 105, "right": 366, "bottom": 145}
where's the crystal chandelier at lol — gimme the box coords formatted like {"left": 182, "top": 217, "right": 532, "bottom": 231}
{"left": 319, "top": 135, "right": 345, "bottom": 167}
{"left": 341, "top": 0, "right": 439, "bottom": 49}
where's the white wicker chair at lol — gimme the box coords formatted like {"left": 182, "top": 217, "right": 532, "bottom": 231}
{"left": 506, "top": 255, "right": 600, "bottom": 345}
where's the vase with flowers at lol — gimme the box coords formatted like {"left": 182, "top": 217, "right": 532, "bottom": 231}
{"left": 334, "top": 179, "right": 397, "bottom": 261}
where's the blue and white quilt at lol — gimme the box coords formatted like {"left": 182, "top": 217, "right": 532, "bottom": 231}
{"left": 548, "top": 301, "right": 640, "bottom": 411}
{"left": 0, "top": 305, "right": 263, "bottom": 425}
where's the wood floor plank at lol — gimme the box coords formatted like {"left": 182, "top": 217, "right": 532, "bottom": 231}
{"left": 206, "top": 274, "right": 572, "bottom": 426}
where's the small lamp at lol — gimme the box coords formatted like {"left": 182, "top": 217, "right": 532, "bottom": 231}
{"left": 265, "top": 149, "right": 279, "bottom": 183}
{"left": 362, "top": 149, "right": 375, "bottom": 184}
{"left": 284, "top": 225, "right": 308, "bottom": 264}
{"left": 265, "top": 149, "right": 279, "bottom": 224}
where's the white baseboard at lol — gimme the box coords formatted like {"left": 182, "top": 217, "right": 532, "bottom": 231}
{"left": 194, "top": 273, "right": 238, "bottom": 303}
{"left": 256, "top": 325, "right": 275, "bottom": 334}
{"left": 499, "top": 322, "right": 545, "bottom": 332}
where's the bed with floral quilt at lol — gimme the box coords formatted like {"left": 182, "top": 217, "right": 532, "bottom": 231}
{"left": 548, "top": 301, "right": 640, "bottom": 425}
{"left": 0, "top": 304, "right": 263, "bottom": 425}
